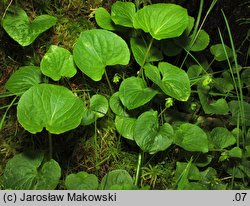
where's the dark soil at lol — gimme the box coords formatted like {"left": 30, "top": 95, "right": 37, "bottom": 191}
{"left": 203, "top": 0, "right": 250, "bottom": 66}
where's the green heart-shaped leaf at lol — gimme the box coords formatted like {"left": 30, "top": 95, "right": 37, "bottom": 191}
{"left": 17, "top": 84, "right": 84, "bottom": 134}
{"left": 187, "top": 65, "right": 203, "bottom": 79}
{"left": 130, "top": 37, "right": 163, "bottom": 66}
{"left": 227, "top": 164, "right": 250, "bottom": 179}
{"left": 111, "top": 1, "right": 136, "bottom": 28}
{"left": 100, "top": 169, "right": 133, "bottom": 190}
{"left": 176, "top": 30, "right": 210, "bottom": 52}
{"left": 40, "top": 45, "right": 76, "bottom": 81}
{"left": 145, "top": 62, "right": 191, "bottom": 101}
{"left": 2, "top": 7, "right": 57, "bottom": 46}
{"left": 119, "top": 77, "right": 158, "bottom": 110}
{"left": 133, "top": 4, "right": 188, "bottom": 40}
{"left": 214, "top": 78, "right": 234, "bottom": 93}
{"left": 175, "top": 162, "right": 201, "bottom": 181}
{"left": 229, "top": 100, "right": 250, "bottom": 126}
{"left": 174, "top": 123, "right": 208, "bottom": 153}
{"left": 81, "top": 94, "right": 108, "bottom": 125}
{"left": 73, "top": 29, "right": 130, "bottom": 81}
{"left": 2, "top": 151, "right": 61, "bottom": 190}
{"left": 227, "top": 147, "right": 242, "bottom": 158}
{"left": 198, "top": 85, "right": 229, "bottom": 114}
{"left": 95, "top": 7, "right": 117, "bottom": 31}
{"left": 183, "top": 30, "right": 210, "bottom": 52}
{"left": 241, "top": 69, "right": 250, "bottom": 87}
{"left": 208, "top": 127, "right": 236, "bottom": 150}
{"left": 115, "top": 115, "right": 136, "bottom": 140}
{"left": 65, "top": 172, "right": 98, "bottom": 190}
{"left": 210, "top": 44, "right": 233, "bottom": 61}
{"left": 245, "top": 145, "right": 250, "bottom": 158}
{"left": 134, "top": 110, "right": 173, "bottom": 154}
{"left": 5, "top": 66, "right": 42, "bottom": 95}
{"left": 175, "top": 159, "right": 193, "bottom": 190}
{"left": 109, "top": 92, "right": 129, "bottom": 116}
{"left": 188, "top": 30, "right": 210, "bottom": 52}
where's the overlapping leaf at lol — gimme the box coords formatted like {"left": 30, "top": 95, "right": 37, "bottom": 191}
{"left": 109, "top": 92, "right": 128, "bottom": 116}
{"left": 208, "top": 127, "right": 236, "bottom": 150}
{"left": 2, "top": 152, "right": 61, "bottom": 190}
{"left": 198, "top": 85, "right": 229, "bottom": 115}
{"left": 5, "top": 66, "right": 42, "bottom": 95}
{"left": 133, "top": 4, "right": 188, "bottom": 40}
{"left": 73, "top": 29, "right": 130, "bottom": 81}
{"left": 17, "top": 84, "right": 84, "bottom": 134}
{"left": 95, "top": 7, "right": 116, "bottom": 30}
{"left": 81, "top": 94, "right": 108, "bottom": 125}
{"left": 145, "top": 63, "right": 191, "bottom": 101}
{"left": 111, "top": 1, "right": 136, "bottom": 28}
{"left": 134, "top": 110, "right": 173, "bottom": 154}
{"left": 174, "top": 123, "right": 208, "bottom": 153}
{"left": 2, "top": 7, "right": 57, "bottom": 46}
{"left": 100, "top": 170, "right": 133, "bottom": 190}
{"left": 115, "top": 116, "right": 136, "bottom": 140}
{"left": 40, "top": 45, "right": 76, "bottom": 81}
{"left": 130, "top": 37, "right": 163, "bottom": 66}
{"left": 119, "top": 77, "right": 158, "bottom": 110}
{"left": 228, "top": 100, "right": 250, "bottom": 126}
{"left": 65, "top": 172, "right": 98, "bottom": 190}
{"left": 210, "top": 44, "right": 233, "bottom": 61}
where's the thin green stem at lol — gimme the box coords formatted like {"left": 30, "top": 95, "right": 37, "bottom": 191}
{"left": 71, "top": 89, "right": 91, "bottom": 93}
{"left": 94, "top": 120, "right": 99, "bottom": 173}
{"left": 183, "top": 48, "right": 208, "bottom": 74}
{"left": 218, "top": 31, "right": 240, "bottom": 100}
{"left": 196, "top": 0, "right": 218, "bottom": 38}
{"left": 135, "top": 151, "right": 143, "bottom": 186}
{"left": 0, "top": 96, "right": 17, "bottom": 130}
{"left": 181, "top": 0, "right": 217, "bottom": 68}
{"left": 1, "top": 0, "right": 14, "bottom": 20}
{"left": 48, "top": 132, "right": 53, "bottom": 160}
{"left": 158, "top": 107, "right": 168, "bottom": 118}
{"left": 221, "top": 10, "right": 246, "bottom": 144}
{"left": 218, "top": 30, "right": 241, "bottom": 145}
{"left": 0, "top": 103, "right": 18, "bottom": 110}
{"left": 104, "top": 68, "right": 113, "bottom": 94}
{"left": 138, "top": 38, "right": 154, "bottom": 77}
{"left": 190, "top": 0, "right": 204, "bottom": 45}
{"left": 180, "top": 0, "right": 204, "bottom": 68}
{"left": 0, "top": 93, "right": 22, "bottom": 98}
